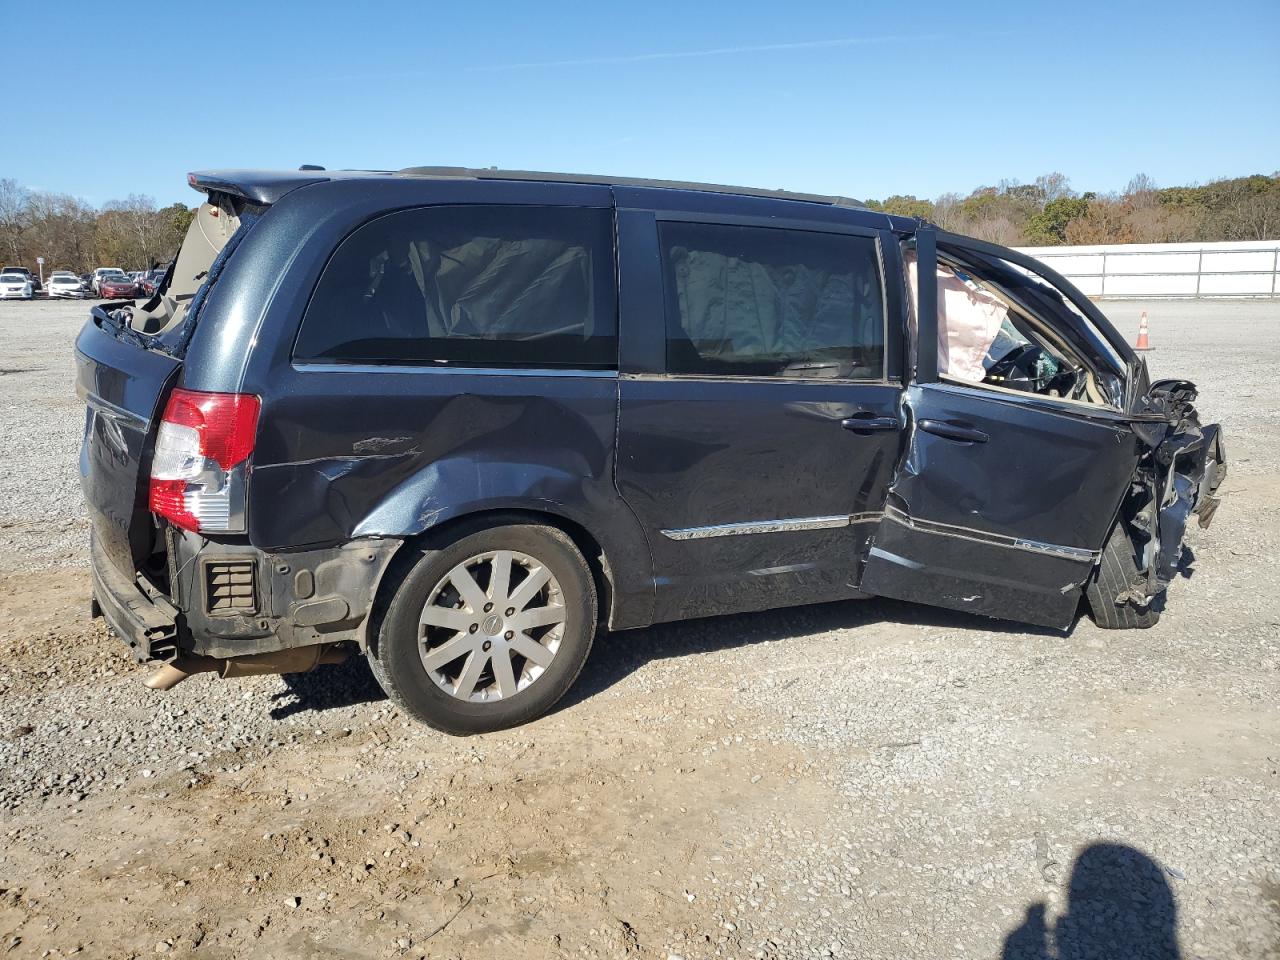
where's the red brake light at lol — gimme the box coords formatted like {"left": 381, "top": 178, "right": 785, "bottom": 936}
{"left": 160, "top": 389, "right": 260, "bottom": 470}
{"left": 149, "top": 478, "right": 198, "bottom": 531}
{"left": 148, "top": 389, "right": 260, "bottom": 532}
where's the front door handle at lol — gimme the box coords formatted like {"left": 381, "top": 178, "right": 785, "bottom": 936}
{"left": 919, "top": 418, "right": 989, "bottom": 443}
{"left": 841, "top": 414, "right": 900, "bottom": 433}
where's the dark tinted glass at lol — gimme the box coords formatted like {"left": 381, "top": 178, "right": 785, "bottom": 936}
{"left": 659, "top": 221, "right": 884, "bottom": 379}
{"left": 296, "top": 205, "right": 616, "bottom": 368}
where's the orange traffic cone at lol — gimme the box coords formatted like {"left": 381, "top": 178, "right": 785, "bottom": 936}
{"left": 1134, "top": 311, "right": 1153, "bottom": 351}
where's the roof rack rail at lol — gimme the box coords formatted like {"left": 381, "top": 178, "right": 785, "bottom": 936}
{"left": 395, "top": 165, "right": 865, "bottom": 209}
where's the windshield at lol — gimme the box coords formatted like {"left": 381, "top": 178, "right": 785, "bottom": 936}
{"left": 1, "top": 274, "right": 25, "bottom": 282}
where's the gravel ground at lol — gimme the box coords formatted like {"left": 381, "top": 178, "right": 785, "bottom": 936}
{"left": 0, "top": 297, "right": 1277, "bottom": 959}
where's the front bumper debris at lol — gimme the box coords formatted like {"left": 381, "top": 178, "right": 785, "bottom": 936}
{"left": 1124, "top": 379, "right": 1227, "bottom": 606}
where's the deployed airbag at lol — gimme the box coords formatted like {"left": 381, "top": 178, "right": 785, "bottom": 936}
{"left": 907, "top": 255, "right": 1007, "bottom": 383}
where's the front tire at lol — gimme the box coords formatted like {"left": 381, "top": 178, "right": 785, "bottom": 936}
{"left": 369, "top": 519, "right": 597, "bottom": 734}
{"left": 1085, "top": 523, "right": 1160, "bottom": 629}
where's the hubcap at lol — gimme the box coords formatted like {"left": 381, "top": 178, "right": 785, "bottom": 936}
{"left": 418, "top": 549, "right": 566, "bottom": 701}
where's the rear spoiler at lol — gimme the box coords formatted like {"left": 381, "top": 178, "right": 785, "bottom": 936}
{"left": 187, "top": 169, "right": 329, "bottom": 206}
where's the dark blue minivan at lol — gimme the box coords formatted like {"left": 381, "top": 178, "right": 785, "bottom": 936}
{"left": 76, "top": 167, "right": 1225, "bottom": 733}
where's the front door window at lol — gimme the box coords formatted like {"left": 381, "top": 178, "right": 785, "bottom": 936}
{"left": 906, "top": 248, "right": 1126, "bottom": 408}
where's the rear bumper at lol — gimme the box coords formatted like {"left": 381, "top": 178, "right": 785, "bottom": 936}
{"left": 92, "top": 528, "right": 402, "bottom": 662}
{"left": 91, "top": 535, "right": 181, "bottom": 662}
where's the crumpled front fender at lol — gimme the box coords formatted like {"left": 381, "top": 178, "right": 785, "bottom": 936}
{"left": 1123, "top": 379, "right": 1226, "bottom": 604}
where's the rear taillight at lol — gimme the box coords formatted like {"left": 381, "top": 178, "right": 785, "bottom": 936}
{"left": 149, "top": 389, "right": 260, "bottom": 533}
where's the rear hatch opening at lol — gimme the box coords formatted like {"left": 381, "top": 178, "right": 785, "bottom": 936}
{"left": 76, "top": 183, "right": 270, "bottom": 593}
{"left": 125, "top": 191, "right": 249, "bottom": 339}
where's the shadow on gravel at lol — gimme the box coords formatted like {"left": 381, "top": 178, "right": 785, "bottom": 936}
{"left": 271, "top": 655, "right": 387, "bottom": 719}
{"left": 560, "top": 594, "right": 1073, "bottom": 712}
{"left": 1002, "top": 843, "right": 1180, "bottom": 960}
{"left": 1177, "top": 544, "right": 1197, "bottom": 579}
{"left": 272, "top": 592, "right": 1091, "bottom": 721}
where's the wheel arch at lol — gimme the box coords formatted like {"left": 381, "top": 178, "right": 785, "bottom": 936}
{"left": 362, "top": 506, "right": 638, "bottom": 658}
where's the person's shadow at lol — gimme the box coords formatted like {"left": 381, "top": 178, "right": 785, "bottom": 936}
{"left": 1003, "top": 843, "right": 1181, "bottom": 960}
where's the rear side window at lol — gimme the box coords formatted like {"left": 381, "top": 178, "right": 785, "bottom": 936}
{"left": 296, "top": 205, "right": 616, "bottom": 368}
{"left": 659, "top": 221, "right": 884, "bottom": 379}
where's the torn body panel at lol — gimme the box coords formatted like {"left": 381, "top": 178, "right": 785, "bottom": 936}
{"left": 860, "top": 377, "right": 1224, "bottom": 629}
{"left": 91, "top": 529, "right": 401, "bottom": 664}
{"left": 114, "top": 529, "right": 401, "bottom": 665}
{"left": 164, "top": 532, "right": 400, "bottom": 660}
{"left": 860, "top": 226, "right": 1224, "bottom": 630}
{"left": 1121, "top": 378, "right": 1226, "bottom": 607}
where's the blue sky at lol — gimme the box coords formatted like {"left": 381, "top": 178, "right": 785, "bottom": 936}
{"left": 2, "top": 0, "right": 1276, "bottom": 207}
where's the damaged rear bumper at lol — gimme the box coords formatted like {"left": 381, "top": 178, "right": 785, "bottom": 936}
{"left": 91, "top": 535, "right": 181, "bottom": 663}
{"left": 92, "top": 529, "right": 401, "bottom": 662}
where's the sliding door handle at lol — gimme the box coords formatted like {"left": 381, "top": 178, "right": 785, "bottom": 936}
{"left": 841, "top": 415, "right": 900, "bottom": 433}
{"left": 919, "top": 419, "right": 989, "bottom": 443}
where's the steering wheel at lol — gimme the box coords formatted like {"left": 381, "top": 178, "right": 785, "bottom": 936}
{"left": 1050, "top": 364, "right": 1087, "bottom": 399}
{"left": 984, "top": 344, "right": 1045, "bottom": 392}
{"left": 986, "top": 345, "right": 1086, "bottom": 398}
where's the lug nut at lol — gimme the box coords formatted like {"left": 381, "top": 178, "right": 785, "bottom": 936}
{"left": 482, "top": 640, "right": 492, "bottom": 651}
{"left": 504, "top": 630, "right": 514, "bottom": 640}
{"left": 505, "top": 608, "right": 514, "bottom": 616}
{"left": 483, "top": 602, "right": 494, "bottom": 613}
{"left": 468, "top": 623, "right": 478, "bottom": 633}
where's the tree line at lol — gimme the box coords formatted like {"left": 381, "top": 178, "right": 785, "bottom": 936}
{"left": 2, "top": 171, "right": 1277, "bottom": 275}
{"left": 0, "top": 178, "right": 196, "bottom": 275}
{"left": 865, "top": 171, "right": 1280, "bottom": 247}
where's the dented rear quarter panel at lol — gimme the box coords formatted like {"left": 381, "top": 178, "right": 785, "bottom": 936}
{"left": 176, "top": 176, "right": 657, "bottom": 630}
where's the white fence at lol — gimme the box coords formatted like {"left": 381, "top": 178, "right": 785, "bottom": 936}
{"left": 1015, "top": 240, "right": 1280, "bottom": 299}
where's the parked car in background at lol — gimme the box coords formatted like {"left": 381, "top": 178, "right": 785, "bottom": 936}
{"left": 91, "top": 268, "right": 127, "bottom": 296}
{"left": 77, "top": 166, "right": 1226, "bottom": 735}
{"left": 47, "top": 274, "right": 87, "bottom": 298}
{"left": 99, "top": 274, "right": 140, "bottom": 299}
{"left": 139, "top": 267, "right": 167, "bottom": 297}
{"left": 0, "top": 272, "right": 34, "bottom": 300}
{"left": 2, "top": 266, "right": 40, "bottom": 295}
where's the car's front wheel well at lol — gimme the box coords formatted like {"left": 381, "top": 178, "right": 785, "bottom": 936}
{"left": 363, "top": 508, "right": 614, "bottom": 661}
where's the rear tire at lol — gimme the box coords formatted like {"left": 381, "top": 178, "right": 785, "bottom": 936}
{"left": 369, "top": 519, "right": 597, "bottom": 734}
{"left": 1085, "top": 523, "right": 1160, "bottom": 629}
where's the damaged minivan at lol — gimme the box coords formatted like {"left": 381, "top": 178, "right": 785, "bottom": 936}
{"left": 77, "top": 167, "right": 1226, "bottom": 733}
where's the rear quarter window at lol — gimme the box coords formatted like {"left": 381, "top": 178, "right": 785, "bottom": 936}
{"left": 295, "top": 205, "right": 617, "bottom": 369}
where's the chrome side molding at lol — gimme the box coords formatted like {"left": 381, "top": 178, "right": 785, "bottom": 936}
{"left": 883, "top": 505, "right": 1098, "bottom": 562}
{"left": 660, "top": 506, "right": 1099, "bottom": 563}
{"left": 660, "top": 512, "right": 882, "bottom": 541}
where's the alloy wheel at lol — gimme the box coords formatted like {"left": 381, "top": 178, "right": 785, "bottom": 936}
{"left": 417, "top": 549, "right": 567, "bottom": 701}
